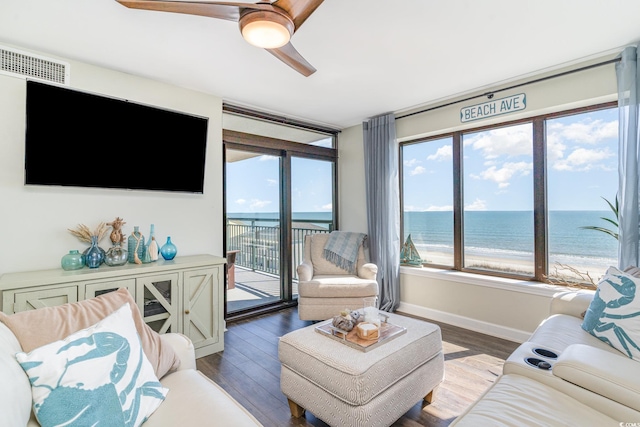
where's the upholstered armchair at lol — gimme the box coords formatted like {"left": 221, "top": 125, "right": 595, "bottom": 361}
{"left": 296, "top": 233, "right": 379, "bottom": 321}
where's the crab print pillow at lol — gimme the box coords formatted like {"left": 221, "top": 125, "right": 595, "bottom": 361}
{"left": 582, "top": 266, "right": 640, "bottom": 361}
{"left": 15, "top": 303, "right": 168, "bottom": 427}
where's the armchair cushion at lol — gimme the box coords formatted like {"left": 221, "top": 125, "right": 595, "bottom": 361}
{"left": 298, "top": 276, "right": 378, "bottom": 298}
{"left": 306, "top": 234, "right": 370, "bottom": 278}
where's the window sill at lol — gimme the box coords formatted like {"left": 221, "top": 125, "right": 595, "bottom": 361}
{"left": 400, "top": 265, "right": 570, "bottom": 297}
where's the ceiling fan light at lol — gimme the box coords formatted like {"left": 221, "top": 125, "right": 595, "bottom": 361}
{"left": 240, "top": 11, "right": 294, "bottom": 49}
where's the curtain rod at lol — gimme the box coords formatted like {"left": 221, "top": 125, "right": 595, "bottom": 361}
{"left": 396, "top": 57, "right": 621, "bottom": 121}
{"left": 223, "top": 103, "right": 341, "bottom": 135}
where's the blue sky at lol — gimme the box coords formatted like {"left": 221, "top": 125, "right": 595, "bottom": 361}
{"left": 227, "top": 155, "right": 333, "bottom": 213}
{"left": 402, "top": 107, "right": 618, "bottom": 211}
{"left": 227, "top": 107, "right": 618, "bottom": 214}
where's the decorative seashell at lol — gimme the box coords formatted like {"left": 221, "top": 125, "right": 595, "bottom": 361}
{"left": 350, "top": 310, "right": 363, "bottom": 324}
{"left": 332, "top": 313, "right": 355, "bottom": 332}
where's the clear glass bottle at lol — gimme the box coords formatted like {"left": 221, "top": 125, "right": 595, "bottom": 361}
{"left": 105, "top": 242, "right": 128, "bottom": 266}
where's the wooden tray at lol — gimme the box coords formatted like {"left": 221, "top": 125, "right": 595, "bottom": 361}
{"left": 315, "top": 315, "right": 407, "bottom": 352}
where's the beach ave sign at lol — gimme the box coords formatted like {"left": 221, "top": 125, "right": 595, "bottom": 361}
{"left": 460, "top": 93, "right": 526, "bottom": 123}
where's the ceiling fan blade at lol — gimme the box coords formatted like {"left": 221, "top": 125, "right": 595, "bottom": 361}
{"left": 273, "top": 0, "right": 323, "bottom": 31}
{"left": 267, "top": 42, "right": 316, "bottom": 76}
{"left": 116, "top": 0, "right": 274, "bottom": 22}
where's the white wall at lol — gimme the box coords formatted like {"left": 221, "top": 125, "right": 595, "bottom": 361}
{"left": 396, "top": 60, "right": 618, "bottom": 141}
{"left": 338, "top": 58, "right": 619, "bottom": 341}
{"left": 338, "top": 124, "right": 367, "bottom": 233}
{"left": 0, "top": 46, "right": 223, "bottom": 275}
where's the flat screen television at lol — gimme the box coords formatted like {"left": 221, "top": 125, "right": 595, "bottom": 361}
{"left": 25, "top": 80, "right": 209, "bottom": 193}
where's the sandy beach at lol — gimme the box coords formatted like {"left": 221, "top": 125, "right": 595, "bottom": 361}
{"left": 418, "top": 249, "right": 613, "bottom": 284}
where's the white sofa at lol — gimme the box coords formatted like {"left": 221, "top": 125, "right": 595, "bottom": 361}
{"left": 451, "top": 289, "right": 640, "bottom": 426}
{"left": 0, "top": 323, "right": 263, "bottom": 426}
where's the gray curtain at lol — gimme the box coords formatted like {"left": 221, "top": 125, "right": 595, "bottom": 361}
{"left": 363, "top": 113, "right": 400, "bottom": 312}
{"left": 617, "top": 45, "right": 640, "bottom": 269}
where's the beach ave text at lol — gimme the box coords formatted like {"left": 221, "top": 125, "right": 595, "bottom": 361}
{"left": 460, "top": 93, "right": 527, "bottom": 123}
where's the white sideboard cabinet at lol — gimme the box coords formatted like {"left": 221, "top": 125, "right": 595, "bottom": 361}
{"left": 0, "top": 254, "right": 226, "bottom": 358}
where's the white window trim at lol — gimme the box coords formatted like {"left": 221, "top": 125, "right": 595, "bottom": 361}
{"left": 400, "top": 265, "right": 569, "bottom": 298}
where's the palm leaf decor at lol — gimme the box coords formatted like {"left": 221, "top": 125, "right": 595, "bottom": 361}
{"left": 580, "top": 196, "right": 619, "bottom": 240}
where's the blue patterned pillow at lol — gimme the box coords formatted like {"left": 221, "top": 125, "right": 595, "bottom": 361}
{"left": 15, "top": 303, "right": 168, "bottom": 427}
{"left": 582, "top": 266, "right": 640, "bottom": 361}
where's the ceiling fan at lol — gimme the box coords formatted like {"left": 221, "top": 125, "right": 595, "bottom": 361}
{"left": 115, "top": 0, "right": 324, "bottom": 76}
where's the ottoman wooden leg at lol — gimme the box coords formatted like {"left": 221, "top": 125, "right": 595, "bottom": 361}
{"left": 424, "top": 388, "right": 435, "bottom": 404}
{"left": 288, "top": 398, "right": 306, "bottom": 418}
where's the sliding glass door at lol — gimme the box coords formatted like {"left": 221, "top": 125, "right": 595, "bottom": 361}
{"left": 291, "top": 157, "right": 335, "bottom": 297}
{"left": 223, "top": 106, "right": 338, "bottom": 319}
{"left": 225, "top": 147, "right": 284, "bottom": 313}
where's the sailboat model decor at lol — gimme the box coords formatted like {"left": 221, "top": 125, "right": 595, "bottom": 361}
{"left": 400, "top": 234, "right": 424, "bottom": 267}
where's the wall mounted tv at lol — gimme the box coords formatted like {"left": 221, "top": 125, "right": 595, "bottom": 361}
{"left": 25, "top": 80, "right": 209, "bottom": 193}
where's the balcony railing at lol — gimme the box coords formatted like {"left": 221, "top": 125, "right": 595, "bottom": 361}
{"left": 226, "top": 217, "right": 333, "bottom": 280}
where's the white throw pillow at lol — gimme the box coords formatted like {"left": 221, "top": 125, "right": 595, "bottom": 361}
{"left": 15, "top": 303, "right": 168, "bottom": 427}
{"left": 582, "top": 266, "right": 640, "bottom": 361}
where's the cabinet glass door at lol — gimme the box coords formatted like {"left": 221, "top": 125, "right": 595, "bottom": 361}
{"left": 137, "top": 273, "right": 178, "bottom": 333}
{"left": 84, "top": 279, "right": 135, "bottom": 300}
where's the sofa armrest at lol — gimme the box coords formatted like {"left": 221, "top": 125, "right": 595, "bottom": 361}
{"left": 549, "top": 290, "right": 595, "bottom": 318}
{"left": 358, "top": 263, "right": 378, "bottom": 280}
{"left": 553, "top": 344, "right": 640, "bottom": 412}
{"left": 297, "top": 261, "right": 313, "bottom": 282}
{"left": 160, "top": 333, "right": 196, "bottom": 371}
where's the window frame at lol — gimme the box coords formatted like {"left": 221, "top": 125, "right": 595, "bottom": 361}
{"left": 400, "top": 101, "right": 618, "bottom": 282}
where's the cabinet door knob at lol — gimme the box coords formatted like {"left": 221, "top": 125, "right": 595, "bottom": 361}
{"left": 185, "top": 310, "right": 190, "bottom": 314}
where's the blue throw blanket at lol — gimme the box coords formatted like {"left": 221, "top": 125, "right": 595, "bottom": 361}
{"left": 323, "top": 231, "right": 367, "bottom": 274}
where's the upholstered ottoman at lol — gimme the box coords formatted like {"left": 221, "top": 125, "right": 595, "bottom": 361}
{"left": 278, "top": 312, "right": 444, "bottom": 427}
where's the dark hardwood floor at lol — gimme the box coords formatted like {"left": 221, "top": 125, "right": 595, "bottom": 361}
{"left": 196, "top": 307, "right": 520, "bottom": 427}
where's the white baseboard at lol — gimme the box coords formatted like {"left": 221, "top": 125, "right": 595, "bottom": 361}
{"left": 397, "top": 302, "right": 530, "bottom": 343}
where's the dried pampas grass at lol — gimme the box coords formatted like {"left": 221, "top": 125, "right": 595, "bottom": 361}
{"left": 68, "top": 222, "right": 108, "bottom": 243}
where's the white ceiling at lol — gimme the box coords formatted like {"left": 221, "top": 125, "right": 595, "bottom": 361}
{"left": 1, "top": 0, "right": 640, "bottom": 129}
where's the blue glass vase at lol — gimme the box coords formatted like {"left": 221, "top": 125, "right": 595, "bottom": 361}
{"left": 61, "top": 250, "right": 84, "bottom": 271}
{"left": 160, "top": 236, "right": 177, "bottom": 260}
{"left": 84, "top": 236, "right": 104, "bottom": 268}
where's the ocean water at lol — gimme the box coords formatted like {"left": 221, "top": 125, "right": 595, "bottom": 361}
{"left": 404, "top": 210, "right": 618, "bottom": 270}
{"left": 230, "top": 212, "right": 333, "bottom": 220}
{"left": 228, "top": 211, "right": 619, "bottom": 272}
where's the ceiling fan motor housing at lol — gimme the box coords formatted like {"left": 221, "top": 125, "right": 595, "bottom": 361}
{"left": 239, "top": 10, "right": 294, "bottom": 49}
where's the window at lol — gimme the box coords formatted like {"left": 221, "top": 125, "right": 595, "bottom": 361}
{"left": 546, "top": 108, "right": 618, "bottom": 281}
{"left": 463, "top": 123, "right": 534, "bottom": 275}
{"left": 400, "top": 103, "right": 618, "bottom": 283}
{"left": 401, "top": 137, "right": 454, "bottom": 266}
